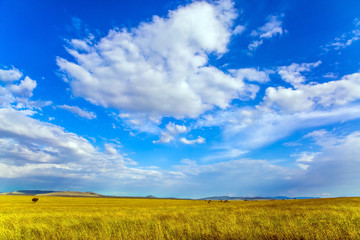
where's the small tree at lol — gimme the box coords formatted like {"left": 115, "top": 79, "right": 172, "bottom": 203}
{"left": 32, "top": 198, "right": 39, "bottom": 204}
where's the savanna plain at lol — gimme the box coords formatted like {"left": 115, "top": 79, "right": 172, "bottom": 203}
{"left": 1, "top": 195, "right": 360, "bottom": 239}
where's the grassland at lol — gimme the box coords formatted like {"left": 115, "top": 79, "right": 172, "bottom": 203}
{"left": 1, "top": 196, "right": 360, "bottom": 239}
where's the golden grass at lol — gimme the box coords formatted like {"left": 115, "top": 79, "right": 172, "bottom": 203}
{"left": 0, "top": 196, "right": 360, "bottom": 239}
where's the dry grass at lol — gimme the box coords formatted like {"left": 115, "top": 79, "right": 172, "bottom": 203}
{"left": 0, "top": 196, "right": 360, "bottom": 239}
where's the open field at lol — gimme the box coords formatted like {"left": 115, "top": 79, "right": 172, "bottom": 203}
{"left": 1, "top": 196, "right": 360, "bottom": 239}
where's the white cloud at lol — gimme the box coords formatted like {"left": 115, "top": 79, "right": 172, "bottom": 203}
{"left": 263, "top": 72, "right": 360, "bottom": 112}
{"left": 254, "top": 15, "right": 284, "bottom": 39}
{"left": 117, "top": 112, "right": 161, "bottom": 134}
{"left": 0, "top": 108, "right": 96, "bottom": 163}
{"left": 153, "top": 122, "right": 187, "bottom": 143}
{"left": 323, "top": 72, "right": 338, "bottom": 79}
{"left": 292, "top": 152, "right": 320, "bottom": 170}
{"left": 230, "top": 68, "right": 270, "bottom": 83}
{"left": 248, "top": 15, "right": 284, "bottom": 51}
{"left": 58, "top": 105, "right": 96, "bottom": 119}
{"left": 324, "top": 18, "right": 360, "bottom": 51}
{"left": 0, "top": 107, "right": 184, "bottom": 188}
{"left": 0, "top": 67, "right": 23, "bottom": 82}
{"left": 248, "top": 40, "right": 263, "bottom": 51}
{"left": 277, "top": 61, "right": 321, "bottom": 87}
{"left": 2, "top": 102, "right": 359, "bottom": 197}
{"left": 8, "top": 76, "right": 37, "bottom": 98}
{"left": 58, "top": 0, "right": 257, "bottom": 120}
{"left": 0, "top": 68, "right": 46, "bottom": 109}
{"left": 233, "top": 25, "right": 245, "bottom": 35}
{"left": 294, "top": 152, "right": 318, "bottom": 163}
{"left": 263, "top": 87, "right": 315, "bottom": 112}
{"left": 286, "top": 131, "right": 360, "bottom": 196}
{"left": 191, "top": 67, "right": 360, "bottom": 152}
{"left": 180, "top": 136, "right": 205, "bottom": 145}
{"left": 202, "top": 147, "right": 248, "bottom": 161}
{"left": 166, "top": 130, "right": 360, "bottom": 197}
{"left": 197, "top": 104, "right": 360, "bottom": 150}
{"left": 0, "top": 85, "right": 15, "bottom": 107}
{"left": 163, "top": 130, "right": 360, "bottom": 197}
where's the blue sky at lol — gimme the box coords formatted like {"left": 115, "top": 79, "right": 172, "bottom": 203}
{"left": 1, "top": 0, "right": 360, "bottom": 198}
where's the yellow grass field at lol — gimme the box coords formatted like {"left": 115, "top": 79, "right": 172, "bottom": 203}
{"left": 1, "top": 196, "right": 360, "bottom": 239}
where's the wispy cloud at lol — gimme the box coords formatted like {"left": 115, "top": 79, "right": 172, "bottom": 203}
{"left": 323, "top": 18, "right": 360, "bottom": 51}
{"left": 153, "top": 122, "right": 187, "bottom": 144}
{"left": 180, "top": 136, "right": 205, "bottom": 145}
{"left": 248, "top": 14, "right": 285, "bottom": 52}
{"left": 286, "top": 130, "right": 360, "bottom": 196}
{"left": 0, "top": 107, "right": 183, "bottom": 190}
{"left": 196, "top": 65, "right": 360, "bottom": 150}
{"left": 58, "top": 105, "right": 96, "bottom": 119}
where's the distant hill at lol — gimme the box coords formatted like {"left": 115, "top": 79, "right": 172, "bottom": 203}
{"left": 0, "top": 190, "right": 164, "bottom": 199}
{"left": 36, "top": 191, "right": 103, "bottom": 197}
{"left": 146, "top": 195, "right": 157, "bottom": 198}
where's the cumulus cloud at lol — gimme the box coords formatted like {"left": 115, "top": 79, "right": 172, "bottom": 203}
{"left": 0, "top": 67, "right": 45, "bottom": 109}
{"left": 58, "top": 0, "right": 257, "bottom": 119}
{"left": 58, "top": 104, "right": 96, "bottom": 119}
{"left": 277, "top": 61, "right": 321, "bottom": 87}
{"left": 263, "top": 71, "right": 360, "bottom": 112}
{"left": 8, "top": 76, "right": 37, "bottom": 98}
{"left": 0, "top": 85, "right": 15, "bottom": 107}
{"left": 248, "top": 15, "right": 284, "bottom": 52}
{"left": 0, "top": 67, "right": 23, "bottom": 82}
{"left": 180, "top": 136, "right": 205, "bottom": 145}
